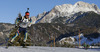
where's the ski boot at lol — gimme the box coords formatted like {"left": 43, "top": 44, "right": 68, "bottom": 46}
{"left": 5, "top": 42, "right": 13, "bottom": 49}
{"left": 22, "top": 42, "right": 27, "bottom": 48}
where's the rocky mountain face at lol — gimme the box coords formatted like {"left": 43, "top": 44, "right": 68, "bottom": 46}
{"left": 0, "top": 23, "right": 98, "bottom": 46}
{"left": 72, "top": 11, "right": 100, "bottom": 27}
{"left": 29, "top": 23, "right": 100, "bottom": 46}
{"left": 29, "top": 23, "right": 78, "bottom": 46}
{"left": 33, "top": 1, "right": 100, "bottom": 24}
{"left": 0, "top": 23, "right": 14, "bottom": 36}
{"left": 0, "top": 23, "right": 14, "bottom": 45}
{"left": 31, "top": 16, "right": 36, "bottom": 24}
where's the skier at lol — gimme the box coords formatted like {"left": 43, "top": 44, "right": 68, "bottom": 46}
{"left": 9, "top": 8, "right": 32, "bottom": 46}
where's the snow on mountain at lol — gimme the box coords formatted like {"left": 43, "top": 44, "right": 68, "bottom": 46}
{"left": 59, "top": 37, "right": 75, "bottom": 45}
{"left": 31, "top": 16, "right": 36, "bottom": 24}
{"left": 86, "top": 37, "right": 100, "bottom": 45}
{"left": 73, "top": 1, "right": 100, "bottom": 13}
{"left": 34, "top": 1, "right": 100, "bottom": 23}
{"left": 75, "top": 34, "right": 100, "bottom": 45}
{"left": 59, "top": 33, "right": 100, "bottom": 45}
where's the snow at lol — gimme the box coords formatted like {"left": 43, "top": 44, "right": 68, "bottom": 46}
{"left": 33, "top": 1, "right": 100, "bottom": 23}
{"left": 73, "top": 34, "right": 100, "bottom": 45}
{"left": 86, "top": 37, "right": 100, "bottom": 45}
{"left": 0, "top": 46, "right": 99, "bottom": 52}
{"left": 55, "top": 1, "right": 100, "bottom": 16}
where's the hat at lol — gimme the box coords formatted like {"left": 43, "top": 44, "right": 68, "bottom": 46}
{"left": 25, "top": 12, "right": 29, "bottom": 16}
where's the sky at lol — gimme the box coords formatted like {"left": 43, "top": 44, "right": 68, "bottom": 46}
{"left": 0, "top": 0, "right": 100, "bottom": 24}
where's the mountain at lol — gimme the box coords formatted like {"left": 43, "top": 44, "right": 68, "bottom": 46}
{"left": 29, "top": 23, "right": 77, "bottom": 46}
{"left": 59, "top": 33, "right": 100, "bottom": 46}
{"left": 33, "top": 1, "right": 100, "bottom": 24}
{"left": 27, "top": 1, "right": 100, "bottom": 46}
{"left": 29, "top": 23, "right": 100, "bottom": 46}
{"left": 72, "top": 11, "right": 100, "bottom": 27}
{"left": 0, "top": 23, "right": 14, "bottom": 36}
{"left": 0, "top": 23, "right": 99, "bottom": 46}
{"left": 0, "top": 23, "right": 14, "bottom": 45}
{"left": 31, "top": 16, "right": 37, "bottom": 24}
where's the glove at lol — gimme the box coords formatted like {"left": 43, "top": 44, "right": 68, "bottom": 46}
{"left": 27, "top": 26, "right": 30, "bottom": 29}
{"left": 28, "top": 23, "right": 31, "bottom": 27}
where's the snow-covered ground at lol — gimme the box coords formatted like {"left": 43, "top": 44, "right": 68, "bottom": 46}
{"left": 0, "top": 46, "right": 99, "bottom": 52}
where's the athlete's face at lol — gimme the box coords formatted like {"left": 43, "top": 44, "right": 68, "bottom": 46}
{"left": 26, "top": 15, "right": 29, "bottom": 18}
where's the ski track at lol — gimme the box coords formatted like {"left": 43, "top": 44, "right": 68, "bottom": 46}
{"left": 0, "top": 46, "right": 100, "bottom": 52}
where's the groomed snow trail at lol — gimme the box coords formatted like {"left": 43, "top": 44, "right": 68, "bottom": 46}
{"left": 0, "top": 46, "right": 99, "bottom": 52}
